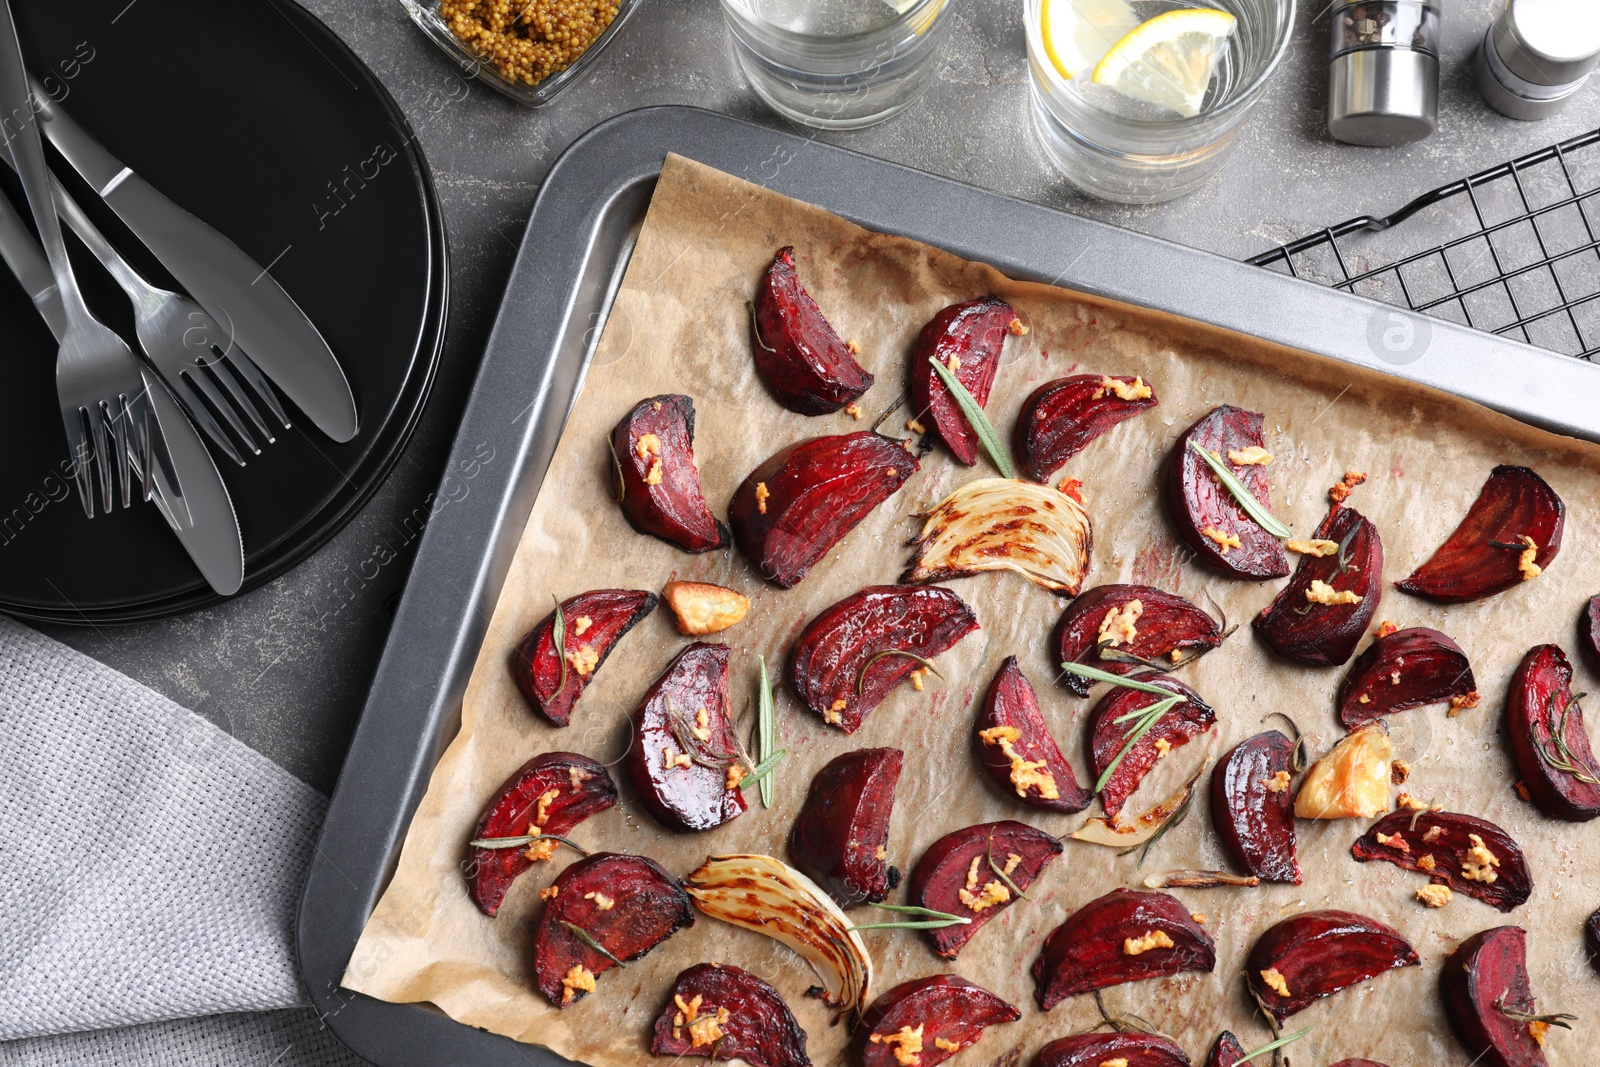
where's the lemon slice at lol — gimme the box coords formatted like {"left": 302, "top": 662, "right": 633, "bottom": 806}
{"left": 1040, "top": 0, "right": 1142, "bottom": 80}
{"left": 1090, "top": 8, "right": 1237, "bottom": 117}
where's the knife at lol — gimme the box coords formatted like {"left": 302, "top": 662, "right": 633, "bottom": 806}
{"left": 29, "top": 80, "right": 359, "bottom": 444}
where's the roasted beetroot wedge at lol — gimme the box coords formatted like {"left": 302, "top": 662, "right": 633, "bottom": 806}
{"left": 853, "top": 975, "right": 1020, "bottom": 1067}
{"left": 1338, "top": 626, "right": 1476, "bottom": 728}
{"left": 1054, "top": 584, "right": 1222, "bottom": 696}
{"left": 1396, "top": 465, "right": 1564, "bottom": 603}
{"left": 910, "top": 820, "right": 1062, "bottom": 959}
{"left": 650, "top": 963, "right": 810, "bottom": 1067}
{"left": 751, "top": 246, "right": 874, "bottom": 416}
{"left": 468, "top": 752, "right": 618, "bottom": 916}
{"left": 789, "top": 584, "right": 978, "bottom": 733}
{"left": 1033, "top": 888, "right": 1215, "bottom": 1009}
{"left": 1581, "top": 595, "right": 1600, "bottom": 673}
{"left": 1205, "top": 1032, "right": 1246, "bottom": 1067}
{"left": 1329, "top": 1061, "right": 1392, "bottom": 1067}
{"left": 1166, "top": 406, "right": 1289, "bottom": 580}
{"left": 532, "top": 852, "right": 693, "bottom": 1008}
{"left": 788, "top": 748, "right": 904, "bottom": 907}
{"left": 1087, "top": 676, "right": 1216, "bottom": 823}
{"left": 1506, "top": 644, "right": 1600, "bottom": 821}
{"left": 1016, "top": 373, "right": 1158, "bottom": 483}
{"left": 512, "top": 589, "right": 658, "bottom": 726}
{"left": 1035, "top": 1033, "right": 1191, "bottom": 1067}
{"left": 1253, "top": 504, "right": 1383, "bottom": 667}
{"left": 1586, "top": 908, "right": 1600, "bottom": 976}
{"left": 730, "top": 433, "right": 916, "bottom": 588}
{"left": 610, "top": 394, "right": 729, "bottom": 553}
{"left": 1443, "top": 926, "right": 1560, "bottom": 1067}
{"left": 1246, "top": 909, "right": 1419, "bottom": 1022}
{"left": 1352, "top": 809, "right": 1532, "bottom": 912}
{"left": 624, "top": 643, "right": 748, "bottom": 832}
{"left": 974, "top": 657, "right": 1092, "bottom": 813}
{"left": 909, "top": 297, "right": 1016, "bottom": 465}
{"left": 1209, "top": 730, "right": 1301, "bottom": 885}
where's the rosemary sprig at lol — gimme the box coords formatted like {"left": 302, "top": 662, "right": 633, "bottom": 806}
{"left": 869, "top": 903, "right": 971, "bottom": 922}
{"left": 605, "top": 435, "right": 625, "bottom": 503}
{"left": 469, "top": 832, "right": 590, "bottom": 855}
{"left": 1188, "top": 441, "right": 1293, "bottom": 539}
{"left": 666, "top": 700, "right": 741, "bottom": 771}
{"left": 848, "top": 919, "right": 972, "bottom": 931}
{"left": 563, "top": 921, "right": 627, "bottom": 967}
{"left": 856, "top": 649, "right": 943, "bottom": 696}
{"left": 552, "top": 596, "right": 569, "bottom": 695}
{"left": 1334, "top": 521, "right": 1361, "bottom": 575}
{"left": 1142, "top": 869, "right": 1261, "bottom": 889}
{"left": 928, "top": 356, "right": 1016, "bottom": 478}
{"left": 1537, "top": 690, "right": 1600, "bottom": 786}
{"left": 986, "top": 839, "right": 1028, "bottom": 901}
{"left": 747, "top": 300, "right": 776, "bottom": 353}
{"left": 1117, "top": 765, "right": 1202, "bottom": 867}
{"left": 1496, "top": 997, "right": 1576, "bottom": 1029}
{"left": 1235, "top": 1026, "right": 1312, "bottom": 1065}
{"left": 757, "top": 655, "right": 777, "bottom": 807}
{"left": 741, "top": 749, "right": 787, "bottom": 787}
{"left": 1060, "top": 662, "right": 1184, "bottom": 698}
{"left": 1095, "top": 695, "right": 1184, "bottom": 794}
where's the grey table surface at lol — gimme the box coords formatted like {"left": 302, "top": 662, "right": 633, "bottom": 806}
{"left": 39, "top": 0, "right": 1598, "bottom": 794}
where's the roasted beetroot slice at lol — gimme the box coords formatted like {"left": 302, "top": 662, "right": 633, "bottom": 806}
{"left": 1032, "top": 888, "right": 1215, "bottom": 1009}
{"left": 1166, "top": 405, "right": 1290, "bottom": 580}
{"left": 853, "top": 975, "right": 1020, "bottom": 1067}
{"left": 789, "top": 584, "right": 978, "bottom": 733}
{"left": 1016, "top": 373, "right": 1159, "bottom": 483}
{"left": 1252, "top": 504, "right": 1383, "bottom": 667}
{"left": 1054, "top": 583, "right": 1222, "bottom": 696}
{"left": 650, "top": 963, "right": 810, "bottom": 1067}
{"left": 1505, "top": 644, "right": 1600, "bottom": 822}
{"left": 532, "top": 852, "right": 693, "bottom": 1008}
{"left": 1338, "top": 626, "right": 1476, "bottom": 728}
{"left": 730, "top": 433, "right": 917, "bottom": 588}
{"left": 974, "top": 657, "right": 1091, "bottom": 813}
{"left": 1087, "top": 675, "right": 1216, "bottom": 822}
{"left": 1442, "top": 926, "right": 1552, "bottom": 1067}
{"left": 610, "top": 394, "right": 729, "bottom": 553}
{"left": 1586, "top": 908, "right": 1600, "bottom": 976}
{"left": 910, "top": 820, "right": 1062, "bottom": 959}
{"left": 1352, "top": 809, "right": 1531, "bottom": 912}
{"left": 512, "top": 589, "right": 658, "bottom": 726}
{"left": 751, "top": 246, "right": 874, "bottom": 416}
{"left": 788, "top": 748, "right": 904, "bottom": 907}
{"left": 1209, "top": 730, "right": 1300, "bottom": 885}
{"left": 1396, "top": 465, "right": 1564, "bottom": 604}
{"left": 1581, "top": 595, "right": 1600, "bottom": 673}
{"left": 623, "top": 642, "right": 748, "bottom": 832}
{"left": 1205, "top": 1032, "right": 1247, "bottom": 1067}
{"left": 908, "top": 297, "right": 1015, "bottom": 465}
{"left": 468, "top": 753, "right": 618, "bottom": 916}
{"left": 1329, "top": 1061, "right": 1392, "bottom": 1067}
{"left": 1034, "top": 1031, "right": 1191, "bottom": 1067}
{"left": 1246, "top": 909, "right": 1419, "bottom": 1023}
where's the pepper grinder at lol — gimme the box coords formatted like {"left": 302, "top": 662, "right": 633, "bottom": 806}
{"left": 1475, "top": 0, "right": 1600, "bottom": 120}
{"left": 1327, "top": 0, "right": 1441, "bottom": 146}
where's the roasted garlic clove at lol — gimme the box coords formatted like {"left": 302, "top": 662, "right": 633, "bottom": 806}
{"left": 1294, "top": 721, "right": 1393, "bottom": 820}
{"left": 512, "top": 589, "right": 658, "bottom": 726}
{"left": 1396, "top": 465, "right": 1564, "bottom": 603}
{"left": 1032, "top": 888, "right": 1216, "bottom": 1010}
{"left": 751, "top": 246, "right": 874, "bottom": 416}
{"left": 1246, "top": 909, "right": 1418, "bottom": 1022}
{"left": 1015, "top": 373, "right": 1159, "bottom": 484}
{"left": 661, "top": 580, "right": 750, "bottom": 636}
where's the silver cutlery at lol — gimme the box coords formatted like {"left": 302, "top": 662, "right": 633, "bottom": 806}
{"left": 29, "top": 78, "right": 360, "bottom": 444}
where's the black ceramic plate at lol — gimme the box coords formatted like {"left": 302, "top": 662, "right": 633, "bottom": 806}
{"left": 0, "top": 0, "right": 446, "bottom": 623}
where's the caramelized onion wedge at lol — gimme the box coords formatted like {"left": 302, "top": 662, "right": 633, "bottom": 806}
{"left": 1442, "top": 925, "right": 1558, "bottom": 1067}
{"left": 649, "top": 964, "right": 811, "bottom": 1067}
{"left": 904, "top": 478, "right": 1092, "bottom": 595}
{"left": 1210, "top": 730, "right": 1301, "bottom": 884}
{"left": 853, "top": 975, "right": 1020, "bottom": 1067}
{"left": 1166, "top": 405, "right": 1289, "bottom": 580}
{"left": 1338, "top": 626, "right": 1476, "bottom": 728}
{"left": 1054, "top": 583, "right": 1223, "bottom": 696}
{"left": 1016, "top": 373, "right": 1159, "bottom": 483}
{"left": 752, "top": 246, "right": 874, "bottom": 416}
{"left": 1035, "top": 1033, "right": 1190, "bottom": 1067}
{"left": 975, "top": 657, "right": 1092, "bottom": 813}
{"left": 1253, "top": 504, "right": 1383, "bottom": 667}
{"left": 909, "top": 297, "right": 1016, "bottom": 465}
{"left": 1033, "top": 888, "right": 1215, "bottom": 1009}
{"left": 611, "top": 394, "right": 729, "bottom": 552}
{"left": 685, "top": 854, "right": 872, "bottom": 1020}
{"left": 1246, "top": 909, "right": 1418, "bottom": 1022}
{"left": 1505, "top": 644, "right": 1600, "bottom": 822}
{"left": 1352, "top": 809, "right": 1532, "bottom": 912}
{"left": 1396, "top": 465, "right": 1564, "bottom": 603}
{"left": 1071, "top": 764, "right": 1203, "bottom": 849}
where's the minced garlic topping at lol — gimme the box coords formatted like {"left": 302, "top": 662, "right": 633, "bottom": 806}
{"left": 1202, "top": 527, "right": 1242, "bottom": 553}
{"left": 1531, "top": 1020, "right": 1552, "bottom": 1047}
{"left": 906, "top": 418, "right": 926, "bottom": 434}
{"left": 845, "top": 403, "right": 863, "bottom": 420}
{"left": 754, "top": 482, "right": 770, "bottom": 514}
{"left": 1154, "top": 738, "right": 1172, "bottom": 759}
{"left": 1358, "top": 693, "right": 1372, "bottom": 704}
{"left": 691, "top": 707, "right": 712, "bottom": 742}
{"left": 1417, "top": 854, "right": 1437, "bottom": 872}
{"left": 947, "top": 355, "right": 961, "bottom": 372}
{"left": 1376, "top": 831, "right": 1409, "bottom": 853}
{"left": 571, "top": 615, "right": 592, "bottom": 636}
{"left": 1008, "top": 317, "right": 1028, "bottom": 336}
{"left": 645, "top": 459, "right": 664, "bottom": 486}
{"left": 686, "top": 1008, "right": 729, "bottom": 1047}
{"left": 534, "top": 788, "right": 559, "bottom": 827}
{"left": 910, "top": 668, "right": 926, "bottom": 691}
{"left": 1517, "top": 535, "right": 1542, "bottom": 580}
{"left": 1422, "top": 825, "right": 1444, "bottom": 844}
{"left": 1227, "top": 446, "right": 1273, "bottom": 466}
{"left": 1286, "top": 538, "right": 1339, "bottom": 556}
{"left": 635, "top": 434, "right": 660, "bottom": 461}
{"left": 1191, "top": 913, "right": 1207, "bottom": 924}
{"left": 978, "top": 725, "right": 1060, "bottom": 800}
{"left": 1260, "top": 968, "right": 1291, "bottom": 998}
{"left": 725, "top": 764, "right": 747, "bottom": 791}
{"left": 876, "top": 844, "right": 888, "bottom": 861}
{"left": 1100, "top": 1059, "right": 1130, "bottom": 1067}
{"left": 566, "top": 644, "right": 599, "bottom": 676}
{"left": 935, "top": 1037, "right": 962, "bottom": 1052}
{"left": 540, "top": 884, "right": 560, "bottom": 900}
{"left": 662, "top": 747, "right": 692, "bottom": 771}
{"left": 1096, "top": 375, "right": 1152, "bottom": 401}
{"left": 1306, "top": 579, "right": 1362, "bottom": 606}
{"left": 847, "top": 339, "right": 861, "bottom": 354}
{"left": 1391, "top": 760, "right": 1411, "bottom": 785}
{"left": 824, "top": 699, "right": 847, "bottom": 725}
{"left": 1397, "top": 792, "right": 1429, "bottom": 812}
{"left": 1416, "top": 884, "right": 1452, "bottom": 908}
{"left": 1123, "top": 930, "right": 1175, "bottom": 956}
{"left": 869, "top": 1024, "right": 924, "bottom": 1066}
{"left": 959, "top": 856, "right": 1010, "bottom": 912}
{"left": 584, "top": 891, "right": 614, "bottom": 911}
{"left": 1330, "top": 470, "right": 1367, "bottom": 504}
{"left": 568, "top": 765, "right": 591, "bottom": 789}
{"left": 1097, "top": 600, "right": 1143, "bottom": 648}
{"left": 1462, "top": 834, "right": 1500, "bottom": 883}
{"left": 560, "top": 964, "right": 596, "bottom": 1005}
{"left": 524, "top": 832, "right": 558, "bottom": 864}
{"left": 1265, "top": 770, "right": 1292, "bottom": 793}
{"left": 1449, "top": 691, "right": 1481, "bottom": 716}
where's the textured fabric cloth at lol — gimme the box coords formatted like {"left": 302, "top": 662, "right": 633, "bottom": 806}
{"left": 0, "top": 614, "right": 361, "bottom": 1064}
{"left": 0, "top": 1010, "right": 364, "bottom": 1067}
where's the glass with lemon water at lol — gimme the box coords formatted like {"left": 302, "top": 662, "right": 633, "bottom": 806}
{"left": 1026, "top": 0, "right": 1295, "bottom": 202}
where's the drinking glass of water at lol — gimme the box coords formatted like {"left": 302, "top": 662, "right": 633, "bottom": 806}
{"left": 720, "top": 0, "right": 953, "bottom": 130}
{"left": 1025, "top": 0, "right": 1295, "bottom": 203}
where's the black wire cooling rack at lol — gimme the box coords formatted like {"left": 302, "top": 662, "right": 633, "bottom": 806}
{"left": 1247, "top": 127, "right": 1600, "bottom": 360}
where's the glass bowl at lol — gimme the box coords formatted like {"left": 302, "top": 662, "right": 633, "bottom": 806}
{"left": 398, "top": 0, "right": 642, "bottom": 107}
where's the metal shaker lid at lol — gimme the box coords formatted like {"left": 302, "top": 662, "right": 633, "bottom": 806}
{"left": 1492, "top": 0, "right": 1600, "bottom": 86}
{"left": 1329, "top": 47, "right": 1439, "bottom": 146}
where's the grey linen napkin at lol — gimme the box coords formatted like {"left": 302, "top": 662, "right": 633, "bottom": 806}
{"left": 0, "top": 614, "right": 364, "bottom": 1066}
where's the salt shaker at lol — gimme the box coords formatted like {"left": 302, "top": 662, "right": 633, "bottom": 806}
{"left": 1475, "top": 0, "right": 1600, "bottom": 120}
{"left": 1327, "top": 0, "right": 1441, "bottom": 146}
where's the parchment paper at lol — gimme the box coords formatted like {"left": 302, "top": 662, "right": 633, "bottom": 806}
{"left": 344, "top": 155, "right": 1600, "bottom": 1066}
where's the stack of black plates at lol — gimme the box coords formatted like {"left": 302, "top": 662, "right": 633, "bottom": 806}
{"left": 0, "top": 0, "right": 447, "bottom": 622}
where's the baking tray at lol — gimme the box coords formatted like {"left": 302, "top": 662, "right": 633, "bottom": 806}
{"left": 297, "top": 105, "right": 1600, "bottom": 1067}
